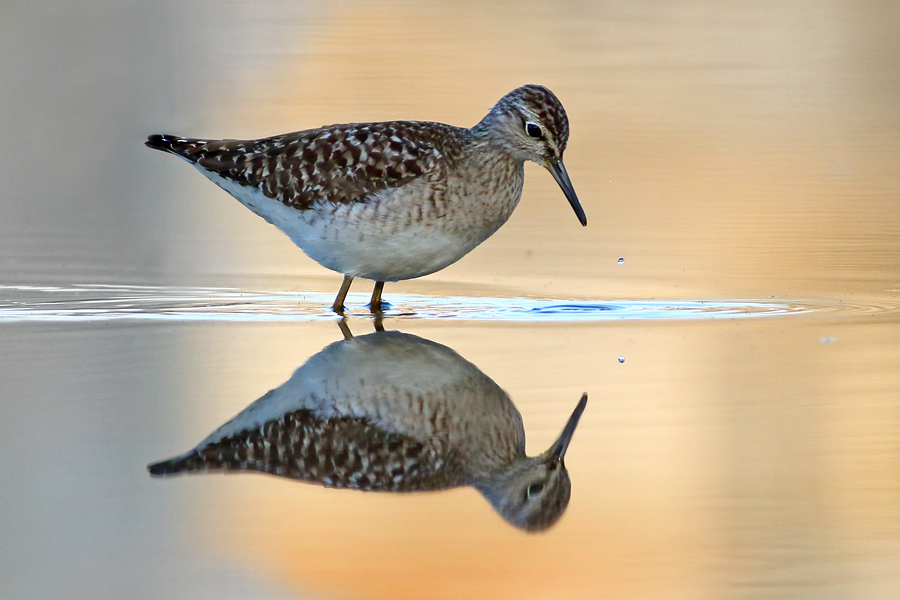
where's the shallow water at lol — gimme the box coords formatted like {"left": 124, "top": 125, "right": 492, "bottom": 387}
{"left": 0, "top": 283, "right": 849, "bottom": 322}
{"left": 2, "top": 2, "right": 900, "bottom": 600}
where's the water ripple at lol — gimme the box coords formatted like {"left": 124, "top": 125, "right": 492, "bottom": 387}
{"left": 0, "top": 284, "right": 896, "bottom": 323}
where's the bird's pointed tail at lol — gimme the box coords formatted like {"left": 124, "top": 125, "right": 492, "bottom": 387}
{"left": 145, "top": 134, "right": 210, "bottom": 162}
{"left": 147, "top": 449, "right": 205, "bottom": 477}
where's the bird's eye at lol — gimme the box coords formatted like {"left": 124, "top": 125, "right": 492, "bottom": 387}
{"left": 525, "top": 121, "right": 543, "bottom": 139}
{"left": 526, "top": 482, "right": 544, "bottom": 498}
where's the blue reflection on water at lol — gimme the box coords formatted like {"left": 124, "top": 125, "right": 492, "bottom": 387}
{"left": 530, "top": 303, "right": 618, "bottom": 313}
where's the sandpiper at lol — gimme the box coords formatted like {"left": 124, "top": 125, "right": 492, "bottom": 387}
{"left": 146, "top": 85, "right": 586, "bottom": 314}
{"left": 148, "top": 329, "right": 588, "bottom": 531}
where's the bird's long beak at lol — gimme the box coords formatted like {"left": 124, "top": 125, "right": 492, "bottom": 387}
{"left": 548, "top": 393, "right": 588, "bottom": 462}
{"left": 548, "top": 160, "right": 587, "bottom": 226}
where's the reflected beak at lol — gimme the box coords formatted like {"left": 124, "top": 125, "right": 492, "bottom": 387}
{"left": 548, "top": 393, "right": 588, "bottom": 462}
{"left": 548, "top": 160, "right": 587, "bottom": 226}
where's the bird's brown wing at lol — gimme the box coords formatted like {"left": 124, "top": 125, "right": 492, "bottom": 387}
{"left": 146, "top": 121, "right": 469, "bottom": 209}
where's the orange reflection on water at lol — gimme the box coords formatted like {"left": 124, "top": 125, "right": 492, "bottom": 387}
{"left": 174, "top": 318, "right": 900, "bottom": 599}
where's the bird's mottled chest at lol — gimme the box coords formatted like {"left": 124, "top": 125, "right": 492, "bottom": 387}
{"left": 356, "top": 148, "right": 524, "bottom": 237}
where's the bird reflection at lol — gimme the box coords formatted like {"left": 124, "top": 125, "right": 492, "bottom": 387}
{"left": 149, "top": 328, "right": 587, "bottom": 532}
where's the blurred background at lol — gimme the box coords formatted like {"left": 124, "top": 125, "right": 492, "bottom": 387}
{"left": 1, "top": 1, "right": 899, "bottom": 599}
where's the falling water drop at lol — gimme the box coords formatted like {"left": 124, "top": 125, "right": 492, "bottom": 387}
{"left": 617, "top": 355, "right": 625, "bottom": 363}
{"left": 617, "top": 258, "right": 625, "bottom": 265}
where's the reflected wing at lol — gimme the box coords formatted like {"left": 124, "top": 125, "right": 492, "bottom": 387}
{"left": 148, "top": 408, "right": 464, "bottom": 492}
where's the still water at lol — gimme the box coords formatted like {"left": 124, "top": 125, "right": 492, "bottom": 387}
{"left": 2, "top": 1, "right": 899, "bottom": 599}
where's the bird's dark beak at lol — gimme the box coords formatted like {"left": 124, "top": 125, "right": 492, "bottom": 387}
{"left": 548, "top": 393, "right": 588, "bottom": 462}
{"left": 548, "top": 160, "right": 587, "bottom": 226}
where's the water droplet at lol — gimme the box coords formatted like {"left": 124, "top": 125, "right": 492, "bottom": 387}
{"left": 617, "top": 258, "right": 625, "bottom": 265}
{"left": 819, "top": 336, "right": 837, "bottom": 344}
{"left": 617, "top": 355, "right": 625, "bottom": 363}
